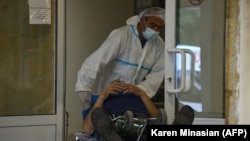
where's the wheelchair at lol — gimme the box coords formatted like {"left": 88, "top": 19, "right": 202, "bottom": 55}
{"left": 112, "top": 108, "right": 167, "bottom": 141}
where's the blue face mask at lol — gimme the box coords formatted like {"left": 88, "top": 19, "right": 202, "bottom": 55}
{"left": 142, "top": 27, "right": 159, "bottom": 41}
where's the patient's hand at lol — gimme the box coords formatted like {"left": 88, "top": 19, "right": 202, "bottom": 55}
{"left": 122, "top": 83, "right": 145, "bottom": 97}
{"left": 99, "top": 81, "right": 124, "bottom": 100}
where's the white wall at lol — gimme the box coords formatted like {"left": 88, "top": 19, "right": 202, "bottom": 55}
{"left": 239, "top": 0, "right": 250, "bottom": 124}
{"left": 65, "top": 0, "right": 134, "bottom": 140}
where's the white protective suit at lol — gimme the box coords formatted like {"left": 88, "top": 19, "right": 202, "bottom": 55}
{"left": 75, "top": 15, "right": 165, "bottom": 98}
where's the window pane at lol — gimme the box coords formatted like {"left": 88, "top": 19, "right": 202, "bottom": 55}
{"left": 0, "top": 0, "right": 55, "bottom": 116}
{"left": 175, "top": 1, "right": 225, "bottom": 118}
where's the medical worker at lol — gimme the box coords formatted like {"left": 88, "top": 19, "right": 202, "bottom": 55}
{"left": 76, "top": 6, "right": 165, "bottom": 109}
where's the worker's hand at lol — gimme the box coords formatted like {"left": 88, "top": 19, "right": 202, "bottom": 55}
{"left": 78, "top": 91, "right": 92, "bottom": 109}
{"left": 99, "top": 81, "right": 124, "bottom": 101}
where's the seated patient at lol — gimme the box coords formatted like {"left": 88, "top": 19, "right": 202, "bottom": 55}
{"left": 80, "top": 80, "right": 159, "bottom": 139}
{"left": 78, "top": 80, "right": 194, "bottom": 141}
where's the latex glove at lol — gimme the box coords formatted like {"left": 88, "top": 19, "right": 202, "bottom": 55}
{"left": 78, "top": 91, "right": 92, "bottom": 109}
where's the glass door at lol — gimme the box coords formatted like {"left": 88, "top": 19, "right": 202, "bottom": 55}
{"left": 165, "top": 0, "right": 225, "bottom": 124}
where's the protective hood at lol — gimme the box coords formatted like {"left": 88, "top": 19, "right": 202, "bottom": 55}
{"left": 126, "top": 15, "right": 140, "bottom": 27}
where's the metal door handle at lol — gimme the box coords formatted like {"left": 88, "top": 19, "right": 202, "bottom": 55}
{"left": 166, "top": 48, "right": 195, "bottom": 93}
{"left": 166, "top": 48, "right": 186, "bottom": 93}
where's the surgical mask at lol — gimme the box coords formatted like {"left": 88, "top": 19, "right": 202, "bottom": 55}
{"left": 142, "top": 27, "right": 159, "bottom": 41}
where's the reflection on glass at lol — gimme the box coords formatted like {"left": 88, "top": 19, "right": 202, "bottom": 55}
{"left": 0, "top": 0, "right": 55, "bottom": 116}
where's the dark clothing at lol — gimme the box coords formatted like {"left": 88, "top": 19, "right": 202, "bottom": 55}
{"left": 82, "top": 92, "right": 151, "bottom": 119}
{"left": 103, "top": 92, "right": 151, "bottom": 117}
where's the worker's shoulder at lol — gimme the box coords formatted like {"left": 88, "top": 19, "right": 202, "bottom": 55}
{"left": 111, "top": 25, "right": 130, "bottom": 32}
{"left": 109, "top": 25, "right": 131, "bottom": 36}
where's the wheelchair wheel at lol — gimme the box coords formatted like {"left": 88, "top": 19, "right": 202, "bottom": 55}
{"left": 124, "top": 110, "right": 134, "bottom": 130}
{"left": 157, "top": 108, "right": 167, "bottom": 124}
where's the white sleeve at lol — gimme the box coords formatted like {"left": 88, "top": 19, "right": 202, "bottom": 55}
{"left": 75, "top": 28, "right": 123, "bottom": 93}
{"left": 136, "top": 43, "right": 165, "bottom": 98}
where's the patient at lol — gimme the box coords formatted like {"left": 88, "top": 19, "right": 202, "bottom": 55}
{"left": 81, "top": 80, "right": 158, "bottom": 138}
{"left": 77, "top": 80, "right": 194, "bottom": 141}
